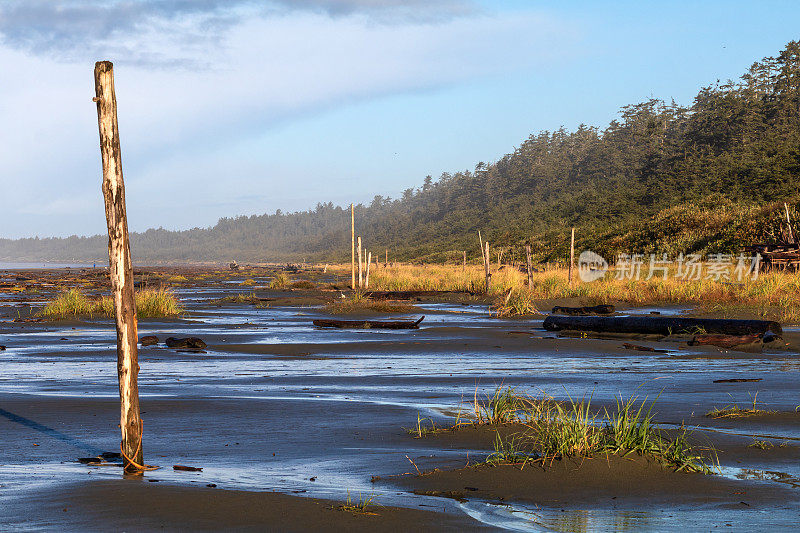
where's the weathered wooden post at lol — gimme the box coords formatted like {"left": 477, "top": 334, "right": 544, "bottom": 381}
{"left": 350, "top": 204, "right": 355, "bottom": 290}
{"left": 365, "top": 251, "right": 372, "bottom": 288}
{"left": 484, "top": 241, "right": 491, "bottom": 293}
{"left": 357, "top": 237, "right": 363, "bottom": 289}
{"left": 93, "top": 61, "right": 142, "bottom": 474}
{"left": 385, "top": 249, "right": 388, "bottom": 267}
{"left": 525, "top": 245, "right": 533, "bottom": 286}
{"left": 568, "top": 227, "right": 575, "bottom": 284}
{"left": 462, "top": 251, "right": 466, "bottom": 271}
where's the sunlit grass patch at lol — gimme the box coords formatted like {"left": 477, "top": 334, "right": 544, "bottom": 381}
{"left": 492, "top": 288, "right": 539, "bottom": 317}
{"left": 706, "top": 391, "right": 776, "bottom": 419}
{"left": 40, "top": 288, "right": 183, "bottom": 319}
{"left": 324, "top": 291, "right": 416, "bottom": 314}
{"left": 337, "top": 492, "right": 378, "bottom": 515}
{"left": 269, "top": 272, "right": 290, "bottom": 289}
{"left": 39, "top": 288, "right": 95, "bottom": 318}
{"left": 336, "top": 262, "right": 800, "bottom": 322}
{"left": 135, "top": 288, "right": 184, "bottom": 318}
{"left": 417, "top": 386, "right": 714, "bottom": 473}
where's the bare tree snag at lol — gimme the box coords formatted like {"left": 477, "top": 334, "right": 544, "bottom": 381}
{"left": 357, "top": 236, "right": 363, "bottom": 289}
{"left": 568, "top": 227, "right": 575, "bottom": 284}
{"left": 484, "top": 241, "right": 491, "bottom": 293}
{"left": 525, "top": 244, "right": 533, "bottom": 286}
{"left": 350, "top": 204, "right": 355, "bottom": 290}
{"left": 462, "top": 250, "right": 466, "bottom": 271}
{"left": 94, "top": 61, "right": 142, "bottom": 474}
{"left": 365, "top": 251, "right": 372, "bottom": 288}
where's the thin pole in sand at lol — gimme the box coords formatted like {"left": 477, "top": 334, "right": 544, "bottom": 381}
{"left": 357, "top": 236, "right": 363, "bottom": 289}
{"left": 526, "top": 244, "right": 533, "bottom": 286}
{"left": 93, "top": 61, "right": 142, "bottom": 474}
{"left": 365, "top": 251, "right": 372, "bottom": 288}
{"left": 568, "top": 227, "right": 575, "bottom": 284}
{"left": 350, "top": 204, "right": 355, "bottom": 290}
{"left": 484, "top": 241, "right": 491, "bottom": 294}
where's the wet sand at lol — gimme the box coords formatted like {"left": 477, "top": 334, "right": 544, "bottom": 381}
{"left": 2, "top": 266, "right": 800, "bottom": 531}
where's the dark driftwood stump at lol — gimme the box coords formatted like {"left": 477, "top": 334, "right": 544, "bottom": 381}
{"left": 543, "top": 316, "right": 782, "bottom": 336}
{"left": 313, "top": 316, "right": 425, "bottom": 329}
{"left": 551, "top": 304, "right": 615, "bottom": 316}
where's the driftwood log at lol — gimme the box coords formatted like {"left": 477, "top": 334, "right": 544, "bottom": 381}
{"left": 687, "top": 333, "right": 776, "bottom": 349}
{"left": 552, "top": 304, "right": 615, "bottom": 316}
{"left": 543, "top": 316, "right": 782, "bottom": 336}
{"left": 313, "top": 316, "right": 425, "bottom": 329}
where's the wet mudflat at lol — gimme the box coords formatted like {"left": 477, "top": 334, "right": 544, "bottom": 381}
{"left": 1, "top": 267, "right": 800, "bottom": 531}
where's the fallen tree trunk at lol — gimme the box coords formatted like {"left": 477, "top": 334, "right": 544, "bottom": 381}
{"left": 552, "top": 304, "right": 615, "bottom": 316}
{"left": 543, "top": 316, "right": 782, "bottom": 336}
{"left": 313, "top": 316, "right": 425, "bottom": 329}
{"left": 688, "top": 334, "right": 762, "bottom": 349}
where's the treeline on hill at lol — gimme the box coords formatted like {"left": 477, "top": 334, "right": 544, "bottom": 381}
{"left": 1, "top": 41, "right": 799, "bottom": 265}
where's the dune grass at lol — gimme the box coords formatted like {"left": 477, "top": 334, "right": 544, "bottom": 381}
{"left": 324, "top": 291, "right": 416, "bottom": 314}
{"left": 332, "top": 263, "right": 800, "bottom": 322}
{"left": 40, "top": 288, "right": 183, "bottom": 319}
{"left": 337, "top": 492, "right": 378, "bottom": 515}
{"left": 269, "top": 272, "right": 290, "bottom": 289}
{"left": 423, "top": 386, "right": 714, "bottom": 473}
{"left": 706, "top": 392, "right": 775, "bottom": 419}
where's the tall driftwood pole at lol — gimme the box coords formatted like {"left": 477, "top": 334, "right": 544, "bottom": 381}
{"left": 568, "top": 227, "right": 575, "bottom": 284}
{"left": 484, "top": 241, "right": 491, "bottom": 293}
{"left": 350, "top": 204, "right": 355, "bottom": 290}
{"left": 525, "top": 245, "right": 533, "bottom": 286}
{"left": 462, "top": 250, "right": 466, "bottom": 271}
{"left": 94, "top": 61, "right": 142, "bottom": 474}
{"left": 357, "top": 237, "right": 363, "bottom": 289}
{"left": 365, "top": 251, "right": 372, "bottom": 288}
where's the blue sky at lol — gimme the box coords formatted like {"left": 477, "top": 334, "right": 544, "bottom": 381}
{"left": 0, "top": 0, "right": 798, "bottom": 238}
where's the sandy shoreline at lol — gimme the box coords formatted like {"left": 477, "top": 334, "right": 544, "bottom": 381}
{"left": 2, "top": 267, "right": 800, "bottom": 530}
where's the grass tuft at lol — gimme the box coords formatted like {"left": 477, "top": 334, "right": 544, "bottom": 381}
{"left": 706, "top": 392, "right": 775, "bottom": 419}
{"left": 337, "top": 492, "right": 378, "bottom": 515}
{"left": 40, "top": 288, "right": 183, "bottom": 319}
{"left": 324, "top": 291, "right": 416, "bottom": 314}
{"left": 422, "top": 385, "right": 714, "bottom": 473}
{"left": 268, "top": 272, "right": 290, "bottom": 289}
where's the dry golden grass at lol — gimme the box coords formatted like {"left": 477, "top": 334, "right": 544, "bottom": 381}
{"left": 324, "top": 291, "right": 416, "bottom": 314}
{"left": 328, "top": 263, "right": 800, "bottom": 322}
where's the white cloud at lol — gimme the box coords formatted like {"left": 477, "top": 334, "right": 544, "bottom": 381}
{"left": 0, "top": 6, "right": 577, "bottom": 237}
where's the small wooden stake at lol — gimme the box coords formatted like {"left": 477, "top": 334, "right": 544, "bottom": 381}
{"left": 350, "top": 204, "right": 355, "bottom": 290}
{"left": 365, "top": 252, "right": 372, "bottom": 288}
{"left": 357, "top": 237, "right": 363, "bottom": 289}
{"left": 484, "top": 241, "right": 491, "bottom": 293}
{"left": 568, "top": 227, "right": 575, "bottom": 284}
{"left": 94, "top": 61, "right": 142, "bottom": 474}
{"left": 525, "top": 245, "right": 533, "bottom": 286}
